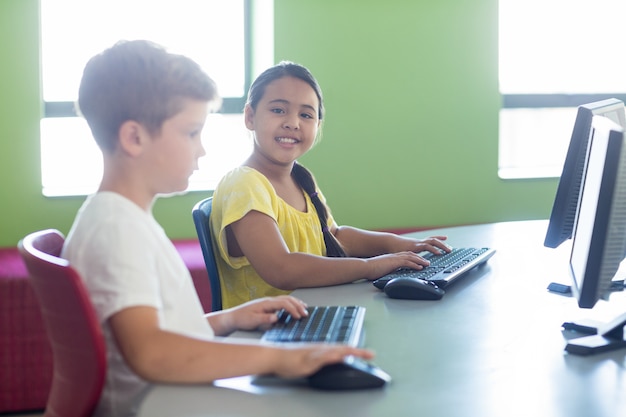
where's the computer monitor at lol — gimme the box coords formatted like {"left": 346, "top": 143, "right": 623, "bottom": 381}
{"left": 564, "top": 115, "right": 626, "bottom": 355}
{"left": 544, "top": 98, "right": 626, "bottom": 249}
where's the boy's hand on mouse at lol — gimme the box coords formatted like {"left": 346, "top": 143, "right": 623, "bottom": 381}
{"left": 213, "top": 295, "right": 309, "bottom": 334}
{"left": 270, "top": 345, "right": 375, "bottom": 378}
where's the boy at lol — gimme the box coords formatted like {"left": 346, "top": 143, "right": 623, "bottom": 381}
{"left": 62, "top": 40, "right": 373, "bottom": 417}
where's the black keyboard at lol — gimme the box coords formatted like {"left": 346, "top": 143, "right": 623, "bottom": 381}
{"left": 372, "top": 247, "right": 496, "bottom": 289}
{"left": 260, "top": 305, "right": 366, "bottom": 347}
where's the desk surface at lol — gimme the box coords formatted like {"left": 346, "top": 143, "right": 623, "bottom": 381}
{"left": 138, "top": 220, "right": 626, "bottom": 417}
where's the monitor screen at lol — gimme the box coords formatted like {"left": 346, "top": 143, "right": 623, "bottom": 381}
{"left": 544, "top": 98, "right": 626, "bottom": 248}
{"left": 569, "top": 115, "right": 626, "bottom": 309}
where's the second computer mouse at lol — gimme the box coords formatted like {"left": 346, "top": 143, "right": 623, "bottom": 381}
{"left": 383, "top": 277, "right": 445, "bottom": 300}
{"left": 307, "top": 356, "right": 391, "bottom": 390}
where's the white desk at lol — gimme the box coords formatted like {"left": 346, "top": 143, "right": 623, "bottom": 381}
{"left": 138, "top": 220, "right": 626, "bottom": 417}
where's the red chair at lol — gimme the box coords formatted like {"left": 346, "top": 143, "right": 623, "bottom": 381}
{"left": 18, "top": 229, "right": 106, "bottom": 417}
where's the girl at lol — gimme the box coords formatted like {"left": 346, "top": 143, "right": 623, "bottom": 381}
{"left": 211, "top": 61, "right": 450, "bottom": 309}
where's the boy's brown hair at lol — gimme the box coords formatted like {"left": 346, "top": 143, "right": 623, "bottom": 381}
{"left": 78, "top": 40, "right": 220, "bottom": 152}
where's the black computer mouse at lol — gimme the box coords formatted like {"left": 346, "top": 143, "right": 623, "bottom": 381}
{"left": 307, "top": 356, "right": 391, "bottom": 390}
{"left": 383, "top": 277, "right": 445, "bottom": 300}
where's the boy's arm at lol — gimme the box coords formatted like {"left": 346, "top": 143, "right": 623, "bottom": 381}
{"left": 108, "top": 306, "right": 373, "bottom": 382}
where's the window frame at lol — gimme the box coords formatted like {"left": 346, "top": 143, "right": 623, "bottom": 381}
{"left": 39, "top": 0, "right": 267, "bottom": 197}
{"left": 498, "top": 0, "right": 626, "bottom": 180}
{"left": 502, "top": 94, "right": 626, "bottom": 110}
{"left": 42, "top": 0, "right": 253, "bottom": 118}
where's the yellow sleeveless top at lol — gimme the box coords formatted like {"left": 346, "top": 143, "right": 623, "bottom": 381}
{"left": 211, "top": 166, "right": 334, "bottom": 308}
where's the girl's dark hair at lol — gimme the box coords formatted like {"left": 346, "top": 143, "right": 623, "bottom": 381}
{"left": 292, "top": 162, "right": 347, "bottom": 257}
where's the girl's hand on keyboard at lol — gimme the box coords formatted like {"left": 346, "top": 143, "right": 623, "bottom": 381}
{"left": 392, "top": 235, "right": 452, "bottom": 255}
{"left": 207, "top": 295, "right": 309, "bottom": 335}
{"left": 363, "top": 251, "right": 434, "bottom": 280}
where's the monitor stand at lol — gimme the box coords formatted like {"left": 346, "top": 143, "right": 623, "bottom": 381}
{"left": 562, "top": 318, "right": 603, "bottom": 334}
{"left": 559, "top": 277, "right": 626, "bottom": 344}
{"left": 564, "top": 311, "right": 626, "bottom": 355}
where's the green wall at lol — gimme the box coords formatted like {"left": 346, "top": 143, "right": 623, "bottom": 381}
{"left": 0, "top": 0, "right": 556, "bottom": 247}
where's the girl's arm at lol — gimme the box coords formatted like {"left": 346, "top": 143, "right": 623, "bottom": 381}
{"left": 229, "top": 210, "right": 435, "bottom": 289}
{"left": 333, "top": 225, "right": 451, "bottom": 258}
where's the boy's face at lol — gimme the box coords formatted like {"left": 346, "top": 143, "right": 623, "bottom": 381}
{"left": 143, "top": 99, "right": 209, "bottom": 195}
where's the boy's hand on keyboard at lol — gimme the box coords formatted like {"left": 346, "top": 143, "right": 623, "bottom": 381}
{"left": 208, "top": 295, "right": 308, "bottom": 335}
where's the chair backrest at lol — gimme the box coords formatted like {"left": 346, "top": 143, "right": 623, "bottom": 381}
{"left": 18, "top": 229, "right": 106, "bottom": 417}
{"left": 192, "top": 197, "right": 223, "bottom": 311}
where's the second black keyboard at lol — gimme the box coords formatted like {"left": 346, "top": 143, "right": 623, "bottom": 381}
{"left": 372, "top": 247, "right": 496, "bottom": 289}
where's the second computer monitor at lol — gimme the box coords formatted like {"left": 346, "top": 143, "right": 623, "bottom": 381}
{"left": 569, "top": 115, "right": 626, "bottom": 309}
{"left": 544, "top": 98, "right": 626, "bottom": 248}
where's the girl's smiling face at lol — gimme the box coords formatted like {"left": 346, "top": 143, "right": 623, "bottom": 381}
{"left": 244, "top": 76, "right": 321, "bottom": 169}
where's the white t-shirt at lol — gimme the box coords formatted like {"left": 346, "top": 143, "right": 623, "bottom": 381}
{"left": 62, "top": 192, "right": 214, "bottom": 417}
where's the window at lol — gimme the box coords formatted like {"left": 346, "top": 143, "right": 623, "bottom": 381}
{"left": 40, "top": 0, "right": 272, "bottom": 196}
{"left": 498, "top": 0, "right": 626, "bottom": 179}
